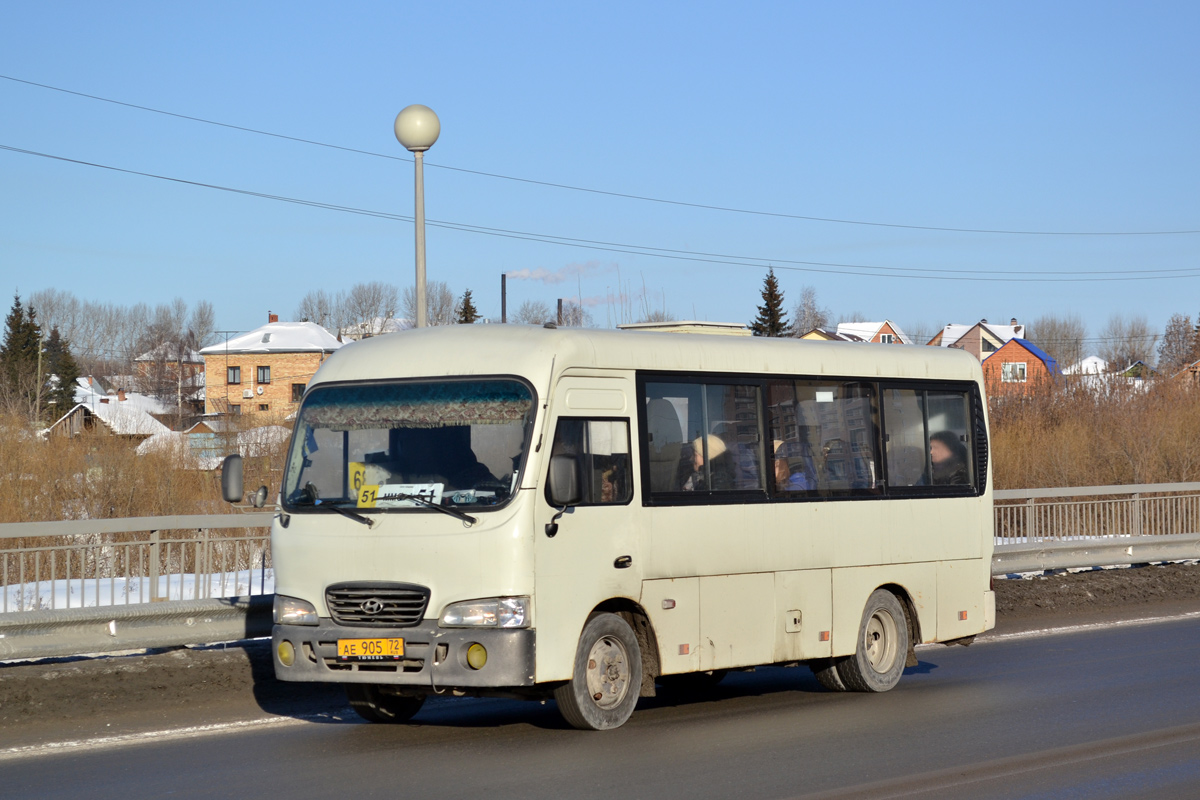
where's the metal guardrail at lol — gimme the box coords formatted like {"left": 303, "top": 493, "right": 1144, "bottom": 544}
{"left": 0, "top": 512, "right": 275, "bottom": 614}
{"left": 994, "top": 482, "right": 1200, "bottom": 545}
{"left": 0, "top": 595, "right": 273, "bottom": 661}
{"left": 992, "top": 533, "right": 1200, "bottom": 575}
{"left": 3, "top": 485, "right": 1200, "bottom": 661}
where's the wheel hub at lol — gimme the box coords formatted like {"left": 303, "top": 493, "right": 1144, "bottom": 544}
{"left": 585, "top": 635, "right": 630, "bottom": 709}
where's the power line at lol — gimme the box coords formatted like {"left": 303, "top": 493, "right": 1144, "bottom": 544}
{"left": 5, "top": 142, "right": 1200, "bottom": 285}
{"left": 4, "top": 72, "right": 1198, "bottom": 238}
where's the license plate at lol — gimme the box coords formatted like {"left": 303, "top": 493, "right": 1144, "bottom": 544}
{"left": 336, "top": 638, "right": 405, "bottom": 661}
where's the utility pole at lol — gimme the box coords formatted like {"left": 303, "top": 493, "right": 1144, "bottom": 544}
{"left": 34, "top": 329, "right": 44, "bottom": 423}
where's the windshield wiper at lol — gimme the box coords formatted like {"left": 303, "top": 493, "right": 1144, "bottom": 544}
{"left": 292, "top": 483, "right": 375, "bottom": 527}
{"left": 388, "top": 491, "right": 477, "bottom": 525}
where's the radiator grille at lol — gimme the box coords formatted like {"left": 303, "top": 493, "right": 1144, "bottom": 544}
{"left": 325, "top": 582, "right": 430, "bottom": 628}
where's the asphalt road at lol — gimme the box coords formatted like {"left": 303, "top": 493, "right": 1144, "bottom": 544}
{"left": 4, "top": 616, "right": 1199, "bottom": 800}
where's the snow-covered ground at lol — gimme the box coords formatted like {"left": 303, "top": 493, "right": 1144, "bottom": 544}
{"left": 2, "top": 569, "right": 274, "bottom": 613}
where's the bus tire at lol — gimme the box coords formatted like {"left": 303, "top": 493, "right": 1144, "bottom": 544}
{"left": 554, "top": 612, "right": 642, "bottom": 731}
{"left": 346, "top": 684, "right": 425, "bottom": 723}
{"left": 810, "top": 659, "right": 848, "bottom": 691}
{"left": 836, "top": 589, "right": 908, "bottom": 693}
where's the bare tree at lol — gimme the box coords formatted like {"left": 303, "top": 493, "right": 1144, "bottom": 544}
{"left": 836, "top": 311, "right": 867, "bottom": 324}
{"left": 344, "top": 282, "right": 400, "bottom": 337}
{"left": 1098, "top": 314, "right": 1158, "bottom": 372}
{"left": 1158, "top": 313, "right": 1195, "bottom": 376}
{"left": 295, "top": 289, "right": 339, "bottom": 330}
{"left": 791, "top": 286, "right": 831, "bottom": 336}
{"left": 560, "top": 301, "right": 594, "bottom": 327}
{"left": 189, "top": 300, "right": 216, "bottom": 348}
{"left": 1028, "top": 313, "right": 1088, "bottom": 372}
{"left": 638, "top": 309, "right": 676, "bottom": 323}
{"left": 28, "top": 288, "right": 81, "bottom": 343}
{"left": 904, "top": 321, "right": 937, "bottom": 346}
{"left": 511, "top": 299, "right": 554, "bottom": 325}
{"left": 402, "top": 282, "right": 456, "bottom": 327}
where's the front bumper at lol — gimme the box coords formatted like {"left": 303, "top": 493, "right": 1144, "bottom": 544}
{"left": 272, "top": 620, "right": 536, "bottom": 688}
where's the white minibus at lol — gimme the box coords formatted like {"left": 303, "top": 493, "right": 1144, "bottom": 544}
{"left": 233, "top": 323, "right": 994, "bottom": 730}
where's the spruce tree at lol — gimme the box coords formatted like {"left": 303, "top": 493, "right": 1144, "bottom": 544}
{"left": 457, "top": 289, "right": 481, "bottom": 324}
{"left": 750, "top": 268, "right": 789, "bottom": 337}
{"left": 43, "top": 326, "right": 81, "bottom": 421}
{"left": 0, "top": 294, "right": 43, "bottom": 417}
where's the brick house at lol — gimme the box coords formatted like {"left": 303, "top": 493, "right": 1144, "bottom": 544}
{"left": 928, "top": 318, "right": 1025, "bottom": 360}
{"left": 199, "top": 316, "right": 342, "bottom": 417}
{"left": 981, "top": 338, "right": 1059, "bottom": 397}
{"left": 798, "top": 326, "right": 865, "bottom": 342}
{"left": 830, "top": 321, "right": 912, "bottom": 344}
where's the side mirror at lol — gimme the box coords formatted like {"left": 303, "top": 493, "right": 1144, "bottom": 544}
{"left": 251, "top": 485, "right": 270, "bottom": 508}
{"left": 221, "top": 454, "right": 244, "bottom": 503}
{"left": 548, "top": 454, "right": 582, "bottom": 507}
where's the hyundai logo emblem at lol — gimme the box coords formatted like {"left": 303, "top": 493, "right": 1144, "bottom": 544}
{"left": 360, "top": 598, "right": 385, "bottom": 615}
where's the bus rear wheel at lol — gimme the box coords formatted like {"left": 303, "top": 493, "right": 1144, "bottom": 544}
{"left": 836, "top": 589, "right": 908, "bottom": 693}
{"left": 346, "top": 684, "right": 425, "bottom": 723}
{"left": 810, "top": 659, "right": 848, "bottom": 691}
{"left": 554, "top": 612, "right": 642, "bottom": 731}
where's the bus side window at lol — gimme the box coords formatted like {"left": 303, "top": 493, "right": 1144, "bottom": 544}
{"left": 882, "top": 388, "right": 974, "bottom": 490}
{"left": 546, "top": 418, "right": 633, "bottom": 505}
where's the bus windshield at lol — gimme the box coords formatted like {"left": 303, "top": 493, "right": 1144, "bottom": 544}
{"left": 282, "top": 379, "right": 536, "bottom": 513}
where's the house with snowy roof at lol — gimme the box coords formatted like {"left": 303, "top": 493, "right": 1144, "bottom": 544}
{"left": 981, "top": 338, "right": 1060, "bottom": 396}
{"left": 927, "top": 318, "right": 1026, "bottom": 360}
{"left": 138, "top": 423, "right": 291, "bottom": 469}
{"left": 45, "top": 378, "right": 172, "bottom": 440}
{"left": 798, "top": 326, "right": 865, "bottom": 342}
{"left": 198, "top": 313, "right": 342, "bottom": 417}
{"left": 830, "top": 321, "right": 912, "bottom": 344}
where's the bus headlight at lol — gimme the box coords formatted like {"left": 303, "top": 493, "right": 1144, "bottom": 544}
{"left": 440, "top": 597, "right": 530, "bottom": 628}
{"left": 274, "top": 595, "right": 318, "bottom": 626}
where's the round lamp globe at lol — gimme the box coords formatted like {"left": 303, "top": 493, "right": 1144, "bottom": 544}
{"left": 394, "top": 105, "right": 440, "bottom": 152}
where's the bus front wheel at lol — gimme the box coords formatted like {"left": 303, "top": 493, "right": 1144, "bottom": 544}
{"left": 554, "top": 612, "right": 642, "bottom": 731}
{"left": 346, "top": 684, "right": 425, "bottom": 723}
{"left": 836, "top": 589, "right": 908, "bottom": 693}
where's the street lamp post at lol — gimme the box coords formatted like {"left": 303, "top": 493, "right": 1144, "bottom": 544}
{"left": 394, "top": 104, "right": 441, "bottom": 328}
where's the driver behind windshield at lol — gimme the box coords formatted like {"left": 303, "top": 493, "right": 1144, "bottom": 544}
{"left": 385, "top": 427, "right": 498, "bottom": 492}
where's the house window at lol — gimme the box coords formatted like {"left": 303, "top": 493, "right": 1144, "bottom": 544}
{"left": 259, "top": 403, "right": 269, "bottom": 412}
{"left": 230, "top": 404, "right": 241, "bottom": 415}
{"left": 292, "top": 383, "right": 306, "bottom": 402}
{"left": 257, "top": 366, "right": 271, "bottom": 384}
{"left": 879, "top": 334, "right": 895, "bottom": 344}
{"left": 1001, "top": 362, "right": 1027, "bottom": 383}
{"left": 227, "top": 366, "right": 241, "bottom": 384}
{"left": 982, "top": 340, "right": 997, "bottom": 353}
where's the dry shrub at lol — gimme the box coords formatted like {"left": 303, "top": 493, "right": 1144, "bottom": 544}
{"left": 0, "top": 412, "right": 291, "bottom": 524}
{"left": 990, "top": 380, "right": 1200, "bottom": 489}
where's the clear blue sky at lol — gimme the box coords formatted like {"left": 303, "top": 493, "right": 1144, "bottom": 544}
{"left": 2, "top": 2, "right": 1197, "bottom": 348}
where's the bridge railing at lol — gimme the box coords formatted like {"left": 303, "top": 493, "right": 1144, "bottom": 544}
{"left": 0, "top": 512, "right": 275, "bottom": 614}
{"left": 993, "top": 482, "right": 1200, "bottom": 544}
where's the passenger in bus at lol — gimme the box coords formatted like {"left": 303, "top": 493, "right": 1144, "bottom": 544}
{"left": 930, "top": 431, "right": 969, "bottom": 485}
{"left": 773, "top": 439, "right": 816, "bottom": 492}
{"left": 682, "top": 434, "right": 735, "bottom": 491}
